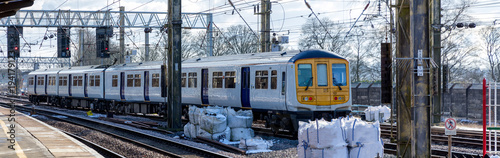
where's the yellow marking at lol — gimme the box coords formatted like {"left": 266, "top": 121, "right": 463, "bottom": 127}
{"left": 200, "top": 104, "right": 209, "bottom": 106}
{"left": 0, "top": 119, "right": 28, "bottom": 158}
{"left": 241, "top": 107, "right": 252, "bottom": 109}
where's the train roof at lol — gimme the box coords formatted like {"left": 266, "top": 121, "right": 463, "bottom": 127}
{"left": 28, "top": 67, "right": 65, "bottom": 75}
{"left": 182, "top": 49, "right": 346, "bottom": 68}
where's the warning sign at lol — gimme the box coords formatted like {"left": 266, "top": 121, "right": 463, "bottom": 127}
{"left": 445, "top": 118, "right": 457, "bottom": 135}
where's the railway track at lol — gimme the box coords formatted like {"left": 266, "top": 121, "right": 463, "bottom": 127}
{"left": 0, "top": 100, "right": 229, "bottom": 158}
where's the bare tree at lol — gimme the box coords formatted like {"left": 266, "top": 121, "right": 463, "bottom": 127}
{"left": 299, "top": 18, "right": 346, "bottom": 56}
{"left": 72, "top": 29, "right": 119, "bottom": 66}
{"left": 225, "top": 25, "right": 259, "bottom": 54}
{"left": 480, "top": 26, "right": 500, "bottom": 81}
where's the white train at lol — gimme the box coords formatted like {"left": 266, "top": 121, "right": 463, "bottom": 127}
{"left": 27, "top": 50, "right": 352, "bottom": 132}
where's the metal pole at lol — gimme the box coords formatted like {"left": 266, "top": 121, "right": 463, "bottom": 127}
{"left": 411, "top": 0, "right": 431, "bottom": 156}
{"left": 79, "top": 29, "right": 84, "bottom": 66}
{"left": 483, "top": 78, "right": 487, "bottom": 157}
{"left": 260, "top": 0, "right": 271, "bottom": 52}
{"left": 145, "top": 30, "right": 150, "bottom": 61}
{"left": 15, "top": 58, "right": 18, "bottom": 95}
{"left": 119, "top": 6, "right": 125, "bottom": 64}
{"left": 207, "top": 14, "right": 213, "bottom": 56}
{"left": 167, "top": 0, "right": 182, "bottom": 129}
{"left": 431, "top": 0, "right": 442, "bottom": 125}
{"left": 396, "top": 0, "right": 412, "bottom": 157}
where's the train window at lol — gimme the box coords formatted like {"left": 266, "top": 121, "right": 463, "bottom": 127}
{"left": 63, "top": 76, "right": 68, "bottom": 86}
{"left": 281, "top": 72, "right": 286, "bottom": 95}
{"left": 50, "top": 76, "right": 55, "bottom": 86}
{"left": 89, "top": 75, "right": 95, "bottom": 86}
{"left": 78, "top": 76, "right": 83, "bottom": 86}
{"left": 73, "top": 76, "right": 78, "bottom": 86}
{"left": 188, "top": 72, "right": 197, "bottom": 88}
{"left": 59, "top": 77, "right": 63, "bottom": 86}
{"left": 112, "top": 75, "right": 118, "bottom": 87}
{"left": 152, "top": 73, "right": 160, "bottom": 87}
{"left": 181, "top": 73, "right": 186, "bottom": 87}
{"left": 95, "top": 75, "right": 100, "bottom": 87}
{"left": 212, "top": 72, "right": 223, "bottom": 88}
{"left": 298, "top": 64, "right": 313, "bottom": 87}
{"left": 29, "top": 77, "right": 33, "bottom": 85}
{"left": 224, "top": 71, "right": 235, "bottom": 88}
{"left": 271, "top": 70, "right": 277, "bottom": 89}
{"left": 317, "top": 64, "right": 328, "bottom": 86}
{"left": 332, "top": 64, "right": 347, "bottom": 86}
{"left": 255, "top": 70, "right": 268, "bottom": 89}
{"left": 134, "top": 74, "right": 141, "bottom": 87}
{"left": 127, "top": 74, "right": 134, "bottom": 87}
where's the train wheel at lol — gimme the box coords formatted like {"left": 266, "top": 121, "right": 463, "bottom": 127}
{"left": 270, "top": 115, "right": 280, "bottom": 135}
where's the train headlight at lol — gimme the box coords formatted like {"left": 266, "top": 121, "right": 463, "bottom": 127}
{"left": 303, "top": 96, "right": 313, "bottom": 101}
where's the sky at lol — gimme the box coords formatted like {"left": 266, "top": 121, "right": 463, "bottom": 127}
{"left": 0, "top": 0, "right": 499, "bottom": 59}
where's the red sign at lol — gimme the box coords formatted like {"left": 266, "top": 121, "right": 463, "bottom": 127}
{"left": 445, "top": 118, "right": 457, "bottom": 131}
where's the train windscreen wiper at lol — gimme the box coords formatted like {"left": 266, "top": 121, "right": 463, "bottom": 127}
{"left": 333, "top": 77, "right": 342, "bottom": 90}
{"left": 305, "top": 77, "right": 313, "bottom": 91}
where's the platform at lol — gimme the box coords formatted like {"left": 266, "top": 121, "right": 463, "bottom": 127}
{"left": 0, "top": 106, "right": 103, "bottom": 158}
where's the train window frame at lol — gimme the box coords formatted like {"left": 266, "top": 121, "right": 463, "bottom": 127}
{"left": 212, "top": 72, "right": 223, "bottom": 88}
{"left": 181, "top": 73, "right": 187, "bottom": 87}
{"left": 152, "top": 73, "right": 160, "bottom": 87}
{"left": 29, "top": 77, "right": 34, "bottom": 85}
{"left": 89, "top": 75, "right": 95, "bottom": 86}
{"left": 73, "top": 76, "right": 78, "bottom": 86}
{"left": 112, "top": 75, "right": 118, "bottom": 87}
{"left": 63, "top": 76, "right": 68, "bottom": 86}
{"left": 255, "top": 70, "right": 268, "bottom": 89}
{"left": 317, "top": 64, "right": 328, "bottom": 87}
{"left": 77, "top": 76, "right": 83, "bottom": 86}
{"left": 127, "top": 74, "right": 134, "bottom": 87}
{"left": 188, "top": 72, "right": 197, "bottom": 88}
{"left": 297, "top": 64, "right": 313, "bottom": 87}
{"left": 332, "top": 64, "right": 347, "bottom": 86}
{"left": 95, "top": 75, "right": 100, "bottom": 87}
{"left": 224, "top": 71, "right": 235, "bottom": 88}
{"left": 281, "top": 72, "right": 286, "bottom": 95}
{"left": 271, "top": 70, "right": 277, "bottom": 89}
{"left": 134, "top": 74, "right": 141, "bottom": 87}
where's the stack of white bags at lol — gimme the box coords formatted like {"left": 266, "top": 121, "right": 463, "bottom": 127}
{"left": 298, "top": 117, "right": 384, "bottom": 158}
{"left": 364, "top": 105, "right": 391, "bottom": 122}
{"left": 184, "top": 106, "right": 255, "bottom": 141}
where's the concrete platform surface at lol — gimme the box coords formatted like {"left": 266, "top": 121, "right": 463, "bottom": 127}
{"left": 0, "top": 105, "right": 103, "bottom": 158}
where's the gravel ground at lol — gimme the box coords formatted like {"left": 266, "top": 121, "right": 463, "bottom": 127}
{"left": 28, "top": 104, "right": 483, "bottom": 157}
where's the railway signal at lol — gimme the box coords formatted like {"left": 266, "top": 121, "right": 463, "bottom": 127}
{"left": 7, "top": 26, "right": 22, "bottom": 58}
{"left": 96, "top": 27, "right": 113, "bottom": 58}
{"left": 57, "top": 27, "right": 71, "bottom": 58}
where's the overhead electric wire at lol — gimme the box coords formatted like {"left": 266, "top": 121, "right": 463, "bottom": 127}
{"left": 227, "top": 0, "right": 259, "bottom": 40}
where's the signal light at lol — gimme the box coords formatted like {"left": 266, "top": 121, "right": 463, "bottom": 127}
{"left": 66, "top": 47, "right": 69, "bottom": 50}
{"left": 14, "top": 46, "right": 18, "bottom": 50}
{"left": 105, "top": 47, "right": 108, "bottom": 51}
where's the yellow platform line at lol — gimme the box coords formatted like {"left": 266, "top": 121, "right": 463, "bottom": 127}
{"left": 0, "top": 119, "right": 27, "bottom": 158}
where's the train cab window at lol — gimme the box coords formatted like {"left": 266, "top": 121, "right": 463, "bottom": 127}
{"left": 89, "top": 75, "right": 95, "bottom": 86}
{"left": 78, "top": 76, "right": 83, "bottom": 86}
{"left": 225, "top": 71, "right": 235, "bottom": 88}
{"left": 188, "top": 72, "right": 197, "bottom": 88}
{"left": 332, "top": 64, "right": 347, "bottom": 86}
{"left": 298, "top": 64, "right": 313, "bottom": 87}
{"left": 255, "top": 70, "right": 268, "bottom": 89}
{"left": 152, "top": 73, "right": 160, "bottom": 87}
{"left": 73, "top": 76, "right": 78, "bottom": 86}
{"left": 95, "top": 75, "right": 100, "bottom": 87}
{"left": 181, "top": 73, "right": 186, "bottom": 87}
{"left": 112, "top": 75, "right": 118, "bottom": 87}
{"left": 317, "top": 64, "right": 328, "bottom": 86}
{"left": 134, "top": 74, "right": 141, "bottom": 87}
{"left": 271, "top": 70, "right": 277, "bottom": 89}
{"left": 212, "top": 72, "right": 223, "bottom": 88}
{"left": 127, "top": 74, "right": 134, "bottom": 87}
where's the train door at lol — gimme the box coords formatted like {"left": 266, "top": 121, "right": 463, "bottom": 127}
{"left": 84, "top": 73, "right": 88, "bottom": 97}
{"left": 201, "top": 69, "right": 209, "bottom": 104}
{"left": 34, "top": 75, "right": 37, "bottom": 94}
{"left": 280, "top": 66, "right": 287, "bottom": 111}
{"left": 144, "top": 71, "right": 150, "bottom": 101}
{"left": 45, "top": 75, "right": 48, "bottom": 95}
{"left": 68, "top": 74, "right": 72, "bottom": 96}
{"left": 241, "top": 67, "right": 250, "bottom": 108}
{"left": 250, "top": 65, "right": 281, "bottom": 110}
{"left": 120, "top": 72, "right": 125, "bottom": 100}
{"left": 315, "top": 59, "right": 331, "bottom": 105}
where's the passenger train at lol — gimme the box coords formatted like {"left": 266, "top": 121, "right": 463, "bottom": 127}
{"left": 27, "top": 49, "right": 351, "bottom": 132}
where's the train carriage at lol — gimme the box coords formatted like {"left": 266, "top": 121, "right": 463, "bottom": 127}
{"left": 27, "top": 49, "right": 351, "bottom": 133}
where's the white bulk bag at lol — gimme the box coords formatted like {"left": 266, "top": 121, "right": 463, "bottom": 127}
{"left": 188, "top": 106, "right": 198, "bottom": 124}
{"left": 298, "top": 119, "right": 346, "bottom": 149}
{"left": 230, "top": 128, "right": 254, "bottom": 141}
{"left": 379, "top": 106, "right": 391, "bottom": 121}
{"left": 196, "top": 127, "right": 212, "bottom": 139}
{"left": 184, "top": 123, "right": 192, "bottom": 138}
{"left": 346, "top": 120, "right": 381, "bottom": 145}
{"left": 227, "top": 108, "right": 253, "bottom": 128}
{"left": 200, "top": 113, "right": 227, "bottom": 134}
{"left": 297, "top": 145, "right": 348, "bottom": 158}
{"left": 212, "top": 127, "right": 231, "bottom": 141}
{"left": 349, "top": 142, "right": 384, "bottom": 158}
{"left": 239, "top": 137, "right": 273, "bottom": 150}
